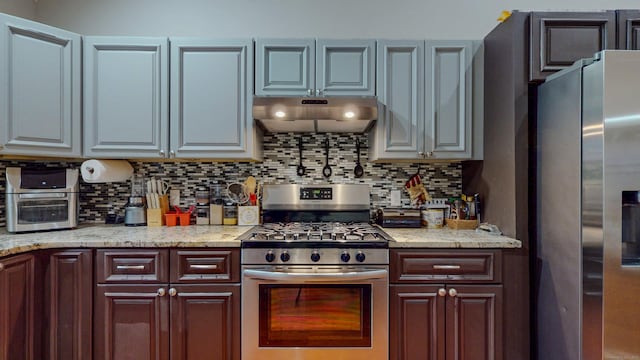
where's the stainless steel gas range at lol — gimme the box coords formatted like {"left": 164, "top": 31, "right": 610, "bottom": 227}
{"left": 239, "top": 184, "right": 391, "bottom": 360}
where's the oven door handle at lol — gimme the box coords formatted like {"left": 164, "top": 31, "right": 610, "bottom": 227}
{"left": 243, "top": 269, "right": 388, "bottom": 282}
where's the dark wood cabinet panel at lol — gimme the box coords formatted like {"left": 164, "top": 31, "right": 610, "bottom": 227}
{"left": 43, "top": 250, "right": 92, "bottom": 360}
{"left": 390, "top": 251, "right": 503, "bottom": 360}
{"left": 390, "top": 284, "right": 444, "bottom": 360}
{"left": 0, "top": 253, "right": 40, "bottom": 360}
{"left": 445, "top": 285, "right": 503, "bottom": 360}
{"left": 170, "top": 249, "right": 240, "bottom": 283}
{"left": 170, "top": 284, "right": 240, "bottom": 360}
{"left": 96, "top": 249, "right": 169, "bottom": 283}
{"left": 530, "top": 11, "right": 616, "bottom": 81}
{"left": 617, "top": 10, "right": 640, "bottom": 50}
{"left": 391, "top": 250, "right": 501, "bottom": 283}
{"left": 94, "top": 284, "right": 170, "bottom": 360}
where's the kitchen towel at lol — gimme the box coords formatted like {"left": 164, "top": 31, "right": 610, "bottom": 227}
{"left": 80, "top": 159, "right": 133, "bottom": 183}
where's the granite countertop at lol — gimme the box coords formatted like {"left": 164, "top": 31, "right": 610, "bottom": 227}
{"left": 0, "top": 224, "right": 521, "bottom": 258}
{"left": 383, "top": 227, "right": 521, "bottom": 248}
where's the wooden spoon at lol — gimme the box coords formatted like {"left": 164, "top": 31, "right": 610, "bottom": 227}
{"left": 244, "top": 176, "right": 257, "bottom": 196}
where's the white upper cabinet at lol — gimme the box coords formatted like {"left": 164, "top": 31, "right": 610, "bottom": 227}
{"left": 424, "top": 40, "right": 474, "bottom": 159}
{"left": 370, "top": 39, "right": 480, "bottom": 161}
{"left": 83, "top": 36, "right": 169, "bottom": 159}
{"left": 369, "top": 40, "right": 424, "bottom": 158}
{"left": 0, "top": 14, "right": 82, "bottom": 157}
{"left": 169, "top": 38, "right": 262, "bottom": 160}
{"left": 255, "top": 38, "right": 375, "bottom": 96}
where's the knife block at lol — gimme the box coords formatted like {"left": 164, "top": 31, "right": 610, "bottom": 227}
{"left": 147, "top": 195, "right": 170, "bottom": 226}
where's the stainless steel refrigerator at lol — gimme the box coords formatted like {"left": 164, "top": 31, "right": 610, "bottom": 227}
{"left": 537, "top": 50, "right": 640, "bottom": 359}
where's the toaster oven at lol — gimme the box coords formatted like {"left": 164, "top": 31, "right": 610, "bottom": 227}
{"left": 5, "top": 167, "right": 79, "bottom": 233}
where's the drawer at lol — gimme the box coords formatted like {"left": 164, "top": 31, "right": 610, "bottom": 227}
{"left": 96, "top": 249, "right": 169, "bottom": 283}
{"left": 170, "top": 249, "right": 239, "bottom": 283}
{"left": 391, "top": 250, "right": 502, "bottom": 283}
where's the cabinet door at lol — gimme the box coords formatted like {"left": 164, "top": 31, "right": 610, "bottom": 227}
{"left": 0, "top": 254, "right": 39, "bottom": 360}
{"left": 170, "top": 38, "right": 261, "bottom": 160}
{"left": 255, "top": 38, "right": 315, "bottom": 96}
{"left": 390, "top": 284, "right": 445, "bottom": 360}
{"left": 617, "top": 10, "right": 640, "bottom": 50}
{"left": 94, "top": 284, "right": 169, "bottom": 360}
{"left": 425, "top": 41, "right": 473, "bottom": 159}
{"left": 0, "top": 14, "right": 81, "bottom": 157}
{"left": 316, "top": 39, "right": 375, "bottom": 96}
{"left": 170, "top": 284, "right": 240, "bottom": 360}
{"left": 445, "top": 285, "right": 503, "bottom": 360}
{"left": 369, "top": 40, "right": 424, "bottom": 161}
{"left": 84, "top": 36, "right": 169, "bottom": 158}
{"left": 530, "top": 11, "right": 615, "bottom": 81}
{"left": 43, "top": 250, "right": 92, "bottom": 360}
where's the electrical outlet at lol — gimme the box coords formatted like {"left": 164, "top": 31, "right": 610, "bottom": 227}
{"left": 169, "top": 189, "right": 180, "bottom": 206}
{"left": 390, "top": 190, "right": 401, "bottom": 207}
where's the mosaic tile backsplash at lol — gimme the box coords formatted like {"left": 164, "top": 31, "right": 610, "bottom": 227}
{"left": 0, "top": 133, "right": 461, "bottom": 227}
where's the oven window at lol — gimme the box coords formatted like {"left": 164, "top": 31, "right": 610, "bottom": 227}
{"left": 259, "top": 284, "right": 371, "bottom": 347}
{"left": 17, "top": 200, "right": 68, "bottom": 224}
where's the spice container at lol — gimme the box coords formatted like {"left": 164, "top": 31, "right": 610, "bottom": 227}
{"left": 210, "top": 184, "right": 224, "bottom": 225}
{"left": 223, "top": 201, "right": 237, "bottom": 225}
{"left": 195, "top": 190, "right": 210, "bottom": 225}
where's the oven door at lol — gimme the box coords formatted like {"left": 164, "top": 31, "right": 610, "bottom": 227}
{"left": 241, "top": 265, "right": 389, "bottom": 360}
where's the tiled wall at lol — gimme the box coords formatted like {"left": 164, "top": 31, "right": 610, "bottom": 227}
{"left": 0, "top": 133, "right": 461, "bottom": 226}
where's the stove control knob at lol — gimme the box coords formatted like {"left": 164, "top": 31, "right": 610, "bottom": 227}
{"left": 265, "top": 251, "right": 276, "bottom": 263}
{"left": 310, "top": 251, "right": 321, "bottom": 263}
{"left": 355, "top": 251, "right": 366, "bottom": 263}
{"left": 280, "top": 251, "right": 291, "bottom": 262}
{"left": 341, "top": 251, "right": 351, "bottom": 263}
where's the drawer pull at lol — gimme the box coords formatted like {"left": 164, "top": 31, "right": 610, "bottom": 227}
{"left": 190, "top": 264, "right": 218, "bottom": 270}
{"left": 116, "top": 265, "right": 145, "bottom": 270}
{"left": 433, "top": 265, "right": 461, "bottom": 270}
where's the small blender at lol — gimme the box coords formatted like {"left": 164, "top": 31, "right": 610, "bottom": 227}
{"left": 124, "top": 175, "right": 147, "bottom": 226}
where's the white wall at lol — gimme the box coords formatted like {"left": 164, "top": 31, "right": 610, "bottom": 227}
{"left": 27, "top": 0, "right": 640, "bottom": 38}
{"left": 0, "top": 0, "right": 36, "bottom": 19}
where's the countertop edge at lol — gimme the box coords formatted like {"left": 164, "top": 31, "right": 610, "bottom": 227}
{"left": 1, "top": 225, "right": 522, "bottom": 258}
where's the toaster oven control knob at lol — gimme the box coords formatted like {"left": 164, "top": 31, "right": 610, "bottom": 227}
{"left": 280, "top": 251, "right": 291, "bottom": 262}
{"left": 341, "top": 251, "right": 351, "bottom": 263}
{"left": 355, "top": 251, "right": 366, "bottom": 263}
{"left": 265, "top": 251, "right": 276, "bottom": 263}
{"left": 310, "top": 251, "right": 321, "bottom": 262}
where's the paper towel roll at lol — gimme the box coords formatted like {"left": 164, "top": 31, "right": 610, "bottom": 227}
{"left": 81, "top": 160, "right": 133, "bottom": 183}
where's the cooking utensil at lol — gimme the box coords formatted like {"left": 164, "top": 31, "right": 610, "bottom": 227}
{"left": 156, "top": 179, "right": 170, "bottom": 195}
{"left": 244, "top": 176, "right": 257, "bottom": 196}
{"left": 354, "top": 138, "right": 364, "bottom": 178}
{"left": 296, "top": 136, "right": 306, "bottom": 176}
{"left": 322, "top": 137, "right": 332, "bottom": 178}
{"left": 227, "top": 182, "right": 249, "bottom": 204}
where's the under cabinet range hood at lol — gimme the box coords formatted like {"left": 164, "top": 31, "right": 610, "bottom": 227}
{"left": 252, "top": 96, "right": 378, "bottom": 133}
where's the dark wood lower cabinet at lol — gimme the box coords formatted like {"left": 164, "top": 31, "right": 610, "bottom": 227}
{"left": 390, "top": 284, "right": 503, "bottom": 360}
{"left": 93, "top": 249, "right": 241, "bottom": 360}
{"left": 0, "top": 253, "right": 40, "bottom": 360}
{"left": 445, "top": 285, "right": 503, "bottom": 360}
{"left": 170, "top": 284, "right": 240, "bottom": 360}
{"left": 390, "top": 285, "right": 444, "bottom": 360}
{"left": 94, "top": 284, "right": 170, "bottom": 360}
{"left": 43, "top": 250, "right": 93, "bottom": 360}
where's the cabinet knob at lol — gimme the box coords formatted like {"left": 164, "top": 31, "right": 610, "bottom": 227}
{"left": 157, "top": 288, "right": 166, "bottom": 297}
{"left": 316, "top": 89, "right": 324, "bottom": 96}
{"left": 159, "top": 150, "right": 165, "bottom": 157}
{"left": 170, "top": 150, "right": 175, "bottom": 158}
{"left": 418, "top": 151, "right": 425, "bottom": 158}
{"left": 426, "top": 151, "right": 433, "bottom": 157}
{"left": 438, "top": 288, "right": 446, "bottom": 297}
{"left": 307, "top": 89, "right": 312, "bottom": 96}
{"left": 448, "top": 288, "right": 458, "bottom": 297}
{"left": 169, "top": 288, "right": 177, "bottom": 297}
